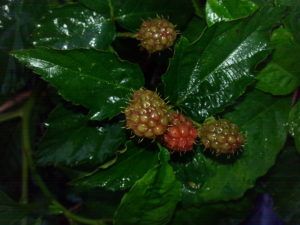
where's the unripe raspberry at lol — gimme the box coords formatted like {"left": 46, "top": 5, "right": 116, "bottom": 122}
{"left": 136, "top": 18, "right": 177, "bottom": 53}
{"left": 198, "top": 119, "right": 245, "bottom": 155}
{"left": 163, "top": 112, "right": 198, "bottom": 152}
{"left": 125, "top": 89, "right": 169, "bottom": 139}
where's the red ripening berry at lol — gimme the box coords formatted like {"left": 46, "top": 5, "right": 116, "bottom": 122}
{"left": 136, "top": 17, "right": 177, "bottom": 53}
{"left": 124, "top": 89, "right": 169, "bottom": 139}
{"left": 163, "top": 112, "right": 198, "bottom": 152}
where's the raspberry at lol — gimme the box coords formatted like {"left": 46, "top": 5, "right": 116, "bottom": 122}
{"left": 163, "top": 112, "right": 198, "bottom": 152}
{"left": 198, "top": 119, "right": 245, "bottom": 155}
{"left": 124, "top": 89, "right": 169, "bottom": 139}
{"left": 136, "top": 18, "right": 177, "bottom": 53}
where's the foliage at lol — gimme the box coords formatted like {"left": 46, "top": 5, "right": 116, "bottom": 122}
{"left": 0, "top": 0, "right": 299, "bottom": 225}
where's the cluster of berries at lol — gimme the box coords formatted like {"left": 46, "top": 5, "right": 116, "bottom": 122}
{"left": 124, "top": 89, "right": 245, "bottom": 155}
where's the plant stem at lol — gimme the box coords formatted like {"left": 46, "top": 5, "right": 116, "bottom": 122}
{"left": 116, "top": 32, "right": 137, "bottom": 38}
{"left": 20, "top": 95, "right": 34, "bottom": 225}
{"left": 0, "top": 90, "right": 31, "bottom": 113}
{"left": 0, "top": 110, "right": 21, "bottom": 123}
{"left": 0, "top": 109, "right": 27, "bottom": 224}
{"left": 108, "top": 0, "right": 114, "bottom": 19}
{"left": 20, "top": 95, "right": 107, "bottom": 225}
{"left": 191, "top": 0, "right": 203, "bottom": 17}
{"left": 21, "top": 137, "right": 29, "bottom": 225}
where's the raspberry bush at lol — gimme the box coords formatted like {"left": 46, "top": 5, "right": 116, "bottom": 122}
{"left": 0, "top": 0, "right": 300, "bottom": 224}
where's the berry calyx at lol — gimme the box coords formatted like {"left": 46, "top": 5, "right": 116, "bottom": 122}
{"left": 124, "top": 89, "right": 169, "bottom": 139}
{"left": 136, "top": 18, "right": 177, "bottom": 53}
{"left": 163, "top": 112, "right": 198, "bottom": 152}
{"left": 198, "top": 119, "right": 245, "bottom": 155}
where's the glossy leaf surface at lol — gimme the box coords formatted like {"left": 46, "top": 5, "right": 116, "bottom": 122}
{"left": 74, "top": 142, "right": 159, "bottom": 191}
{"left": 173, "top": 90, "right": 290, "bottom": 204}
{"left": 289, "top": 102, "right": 300, "bottom": 153}
{"left": 37, "top": 105, "right": 126, "bottom": 166}
{"left": 114, "top": 149, "right": 181, "bottom": 225}
{"left": 113, "top": 0, "right": 193, "bottom": 31}
{"left": 33, "top": 4, "right": 115, "bottom": 50}
{"left": 163, "top": 8, "right": 281, "bottom": 121}
{"left": 12, "top": 48, "right": 144, "bottom": 120}
{"left": 256, "top": 28, "right": 300, "bottom": 95}
{"left": 205, "top": 0, "right": 258, "bottom": 26}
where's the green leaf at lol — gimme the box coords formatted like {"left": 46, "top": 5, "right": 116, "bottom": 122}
{"left": 289, "top": 102, "right": 300, "bottom": 153}
{"left": 0, "top": 0, "right": 50, "bottom": 95}
{"left": 12, "top": 48, "right": 144, "bottom": 120}
{"left": 79, "top": 0, "right": 111, "bottom": 16}
{"left": 205, "top": 0, "right": 258, "bottom": 27}
{"left": 73, "top": 142, "right": 159, "bottom": 191}
{"left": 33, "top": 4, "right": 115, "bottom": 50}
{"left": 174, "top": 90, "right": 290, "bottom": 204}
{"left": 0, "top": 190, "right": 28, "bottom": 225}
{"left": 182, "top": 17, "right": 207, "bottom": 44}
{"left": 113, "top": 0, "right": 193, "bottom": 31}
{"left": 171, "top": 196, "right": 252, "bottom": 225}
{"left": 163, "top": 7, "right": 282, "bottom": 121}
{"left": 285, "top": 5, "right": 300, "bottom": 45}
{"left": 37, "top": 105, "right": 126, "bottom": 166}
{"left": 256, "top": 28, "right": 300, "bottom": 95}
{"left": 114, "top": 149, "right": 181, "bottom": 225}
{"left": 275, "top": 0, "right": 296, "bottom": 6}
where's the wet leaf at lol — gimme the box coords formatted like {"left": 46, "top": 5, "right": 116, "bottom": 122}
{"left": 12, "top": 48, "right": 144, "bottom": 120}
{"left": 173, "top": 90, "right": 290, "bottom": 204}
{"left": 206, "top": 0, "right": 258, "bottom": 27}
{"left": 73, "top": 142, "right": 159, "bottom": 191}
{"left": 33, "top": 4, "right": 115, "bottom": 50}
{"left": 37, "top": 105, "right": 126, "bottom": 167}
{"left": 163, "top": 7, "right": 283, "bottom": 121}
{"left": 256, "top": 28, "right": 300, "bottom": 95}
{"left": 114, "top": 148, "right": 181, "bottom": 225}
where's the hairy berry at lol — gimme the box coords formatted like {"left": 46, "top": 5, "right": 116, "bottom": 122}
{"left": 136, "top": 18, "right": 177, "bottom": 53}
{"left": 163, "top": 112, "right": 197, "bottom": 152}
{"left": 124, "top": 89, "right": 169, "bottom": 139}
{"left": 199, "top": 119, "right": 245, "bottom": 155}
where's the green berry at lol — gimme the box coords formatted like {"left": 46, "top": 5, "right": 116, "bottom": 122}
{"left": 125, "top": 89, "right": 169, "bottom": 139}
{"left": 136, "top": 18, "right": 177, "bottom": 53}
{"left": 198, "top": 119, "right": 245, "bottom": 155}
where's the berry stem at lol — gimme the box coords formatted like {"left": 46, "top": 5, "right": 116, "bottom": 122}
{"left": 0, "top": 109, "right": 22, "bottom": 123}
{"left": 116, "top": 32, "right": 137, "bottom": 38}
